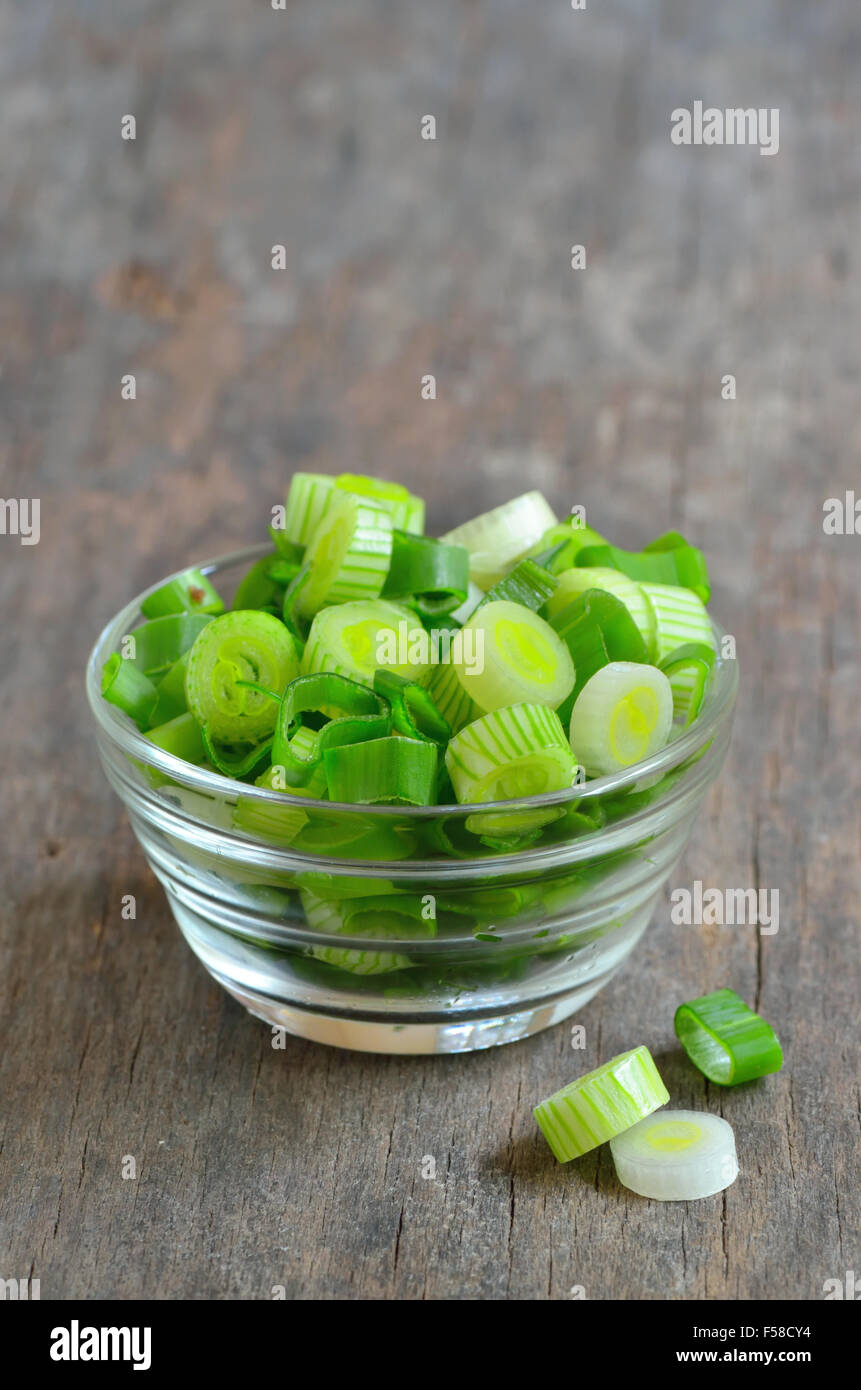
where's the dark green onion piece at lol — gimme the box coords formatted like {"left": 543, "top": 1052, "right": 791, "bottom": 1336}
{"left": 101, "top": 654, "right": 158, "bottom": 730}
{"left": 323, "top": 736, "right": 438, "bottom": 806}
{"left": 233, "top": 551, "right": 299, "bottom": 613}
{"left": 658, "top": 641, "right": 716, "bottom": 726}
{"left": 576, "top": 535, "right": 710, "bottom": 604}
{"left": 201, "top": 727, "right": 274, "bottom": 779}
{"left": 268, "top": 528, "right": 305, "bottom": 564}
{"left": 148, "top": 652, "right": 190, "bottom": 726}
{"left": 122, "top": 614, "right": 214, "bottom": 680}
{"left": 140, "top": 567, "right": 225, "bottom": 619}
{"left": 145, "top": 711, "right": 206, "bottom": 763}
{"left": 476, "top": 557, "right": 558, "bottom": 613}
{"left": 674, "top": 988, "right": 783, "bottom": 1086}
{"left": 272, "top": 673, "right": 391, "bottom": 787}
{"left": 529, "top": 522, "right": 609, "bottom": 575}
{"left": 373, "top": 669, "right": 450, "bottom": 746}
{"left": 382, "top": 530, "right": 469, "bottom": 617}
{"left": 550, "top": 588, "right": 648, "bottom": 726}
{"left": 281, "top": 562, "right": 313, "bottom": 640}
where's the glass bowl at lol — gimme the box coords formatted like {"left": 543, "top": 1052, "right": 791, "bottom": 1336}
{"left": 86, "top": 545, "right": 738, "bottom": 1054}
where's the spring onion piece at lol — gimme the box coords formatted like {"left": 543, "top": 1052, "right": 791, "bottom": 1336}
{"left": 527, "top": 520, "right": 609, "bottom": 574}
{"left": 185, "top": 610, "right": 301, "bottom": 743}
{"left": 545, "top": 566, "right": 656, "bottom": 658}
{"left": 446, "top": 703, "right": 577, "bottom": 807}
{"left": 382, "top": 530, "right": 469, "bottom": 617}
{"left": 639, "top": 582, "right": 715, "bottom": 667}
{"left": 323, "top": 736, "right": 438, "bottom": 805}
{"left": 200, "top": 727, "right": 273, "bottom": 779}
{"left": 475, "top": 558, "right": 558, "bottom": 614}
{"left": 441, "top": 491, "right": 558, "bottom": 590}
{"left": 569, "top": 662, "right": 673, "bottom": 776}
{"left": 302, "top": 598, "right": 432, "bottom": 686}
{"left": 121, "top": 614, "right": 214, "bottom": 679}
{"left": 233, "top": 774, "right": 310, "bottom": 844}
{"left": 145, "top": 711, "right": 206, "bottom": 763}
{"left": 335, "top": 474, "right": 425, "bottom": 534}
{"left": 609, "top": 1110, "right": 738, "bottom": 1200}
{"left": 454, "top": 601, "right": 574, "bottom": 714}
{"left": 148, "top": 652, "right": 191, "bottom": 725}
{"left": 550, "top": 588, "right": 648, "bottom": 726}
{"left": 300, "top": 890, "right": 417, "bottom": 975}
{"left": 427, "top": 659, "right": 481, "bottom": 735}
{"left": 674, "top": 988, "right": 783, "bottom": 1086}
{"left": 140, "top": 567, "right": 224, "bottom": 619}
{"left": 281, "top": 473, "right": 337, "bottom": 547}
{"left": 534, "top": 1046, "right": 670, "bottom": 1162}
{"left": 264, "top": 727, "right": 328, "bottom": 799}
{"left": 101, "top": 653, "right": 158, "bottom": 729}
{"left": 271, "top": 672, "right": 391, "bottom": 785}
{"left": 578, "top": 531, "right": 710, "bottom": 604}
{"left": 282, "top": 472, "right": 425, "bottom": 550}
{"left": 233, "top": 551, "right": 298, "bottom": 613}
{"left": 658, "top": 641, "right": 716, "bottom": 725}
{"left": 373, "top": 670, "right": 450, "bottom": 745}
{"left": 295, "top": 493, "right": 393, "bottom": 619}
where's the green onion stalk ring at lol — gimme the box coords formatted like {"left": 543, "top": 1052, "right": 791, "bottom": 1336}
{"left": 272, "top": 672, "right": 392, "bottom": 788}
{"left": 140, "top": 567, "right": 225, "bottom": 619}
{"left": 382, "top": 530, "right": 470, "bottom": 617}
{"left": 576, "top": 532, "right": 710, "bottom": 604}
{"left": 658, "top": 641, "right": 716, "bottom": 725}
{"left": 184, "top": 610, "right": 301, "bottom": 744}
{"left": 322, "top": 736, "right": 438, "bottom": 805}
{"left": 674, "top": 987, "right": 783, "bottom": 1085}
{"left": 534, "top": 1046, "right": 670, "bottom": 1162}
{"left": 549, "top": 587, "right": 648, "bottom": 726}
{"left": 373, "top": 669, "right": 450, "bottom": 745}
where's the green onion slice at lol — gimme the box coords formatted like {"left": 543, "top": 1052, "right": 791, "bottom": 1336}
{"left": 264, "top": 726, "right": 328, "bottom": 800}
{"left": 475, "top": 558, "right": 558, "bottom": 613}
{"left": 296, "top": 493, "right": 393, "bottom": 619}
{"left": 658, "top": 641, "right": 716, "bottom": 725}
{"left": 426, "top": 659, "right": 480, "bottom": 735}
{"left": 674, "top": 988, "right": 783, "bottom": 1086}
{"left": 272, "top": 673, "right": 391, "bottom": 786}
{"left": 441, "top": 490, "right": 558, "bottom": 590}
{"left": 335, "top": 474, "right": 425, "bottom": 534}
{"left": 200, "top": 727, "right": 274, "bottom": 779}
{"left": 302, "top": 598, "right": 432, "bottom": 686}
{"left": 323, "top": 736, "right": 438, "bottom": 805}
{"left": 534, "top": 1046, "right": 670, "bottom": 1162}
{"left": 148, "top": 652, "right": 191, "bottom": 725}
{"left": 140, "top": 567, "right": 224, "bottom": 619}
{"left": 145, "top": 711, "right": 206, "bottom": 764}
{"left": 373, "top": 669, "right": 451, "bottom": 745}
{"left": 527, "top": 520, "right": 609, "bottom": 574}
{"left": 382, "top": 530, "right": 469, "bottom": 617}
{"left": 281, "top": 473, "right": 337, "bottom": 547}
{"left": 233, "top": 551, "right": 299, "bottom": 613}
{"left": 546, "top": 566, "right": 657, "bottom": 659}
{"left": 550, "top": 588, "right": 648, "bottom": 726}
{"left": 446, "top": 703, "right": 577, "bottom": 808}
{"left": 101, "top": 654, "right": 158, "bottom": 730}
{"left": 638, "top": 581, "right": 715, "bottom": 665}
{"left": 454, "top": 601, "right": 574, "bottom": 713}
{"left": 122, "top": 614, "right": 214, "bottom": 679}
{"left": 569, "top": 661, "right": 673, "bottom": 776}
{"left": 300, "top": 890, "right": 423, "bottom": 975}
{"left": 185, "top": 610, "right": 301, "bottom": 743}
{"left": 609, "top": 1109, "right": 738, "bottom": 1200}
{"left": 577, "top": 533, "right": 711, "bottom": 604}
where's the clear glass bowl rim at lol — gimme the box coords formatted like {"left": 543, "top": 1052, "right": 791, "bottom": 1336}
{"left": 86, "top": 542, "right": 739, "bottom": 820}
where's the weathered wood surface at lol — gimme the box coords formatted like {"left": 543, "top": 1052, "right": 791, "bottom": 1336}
{"left": 1, "top": 0, "right": 859, "bottom": 1300}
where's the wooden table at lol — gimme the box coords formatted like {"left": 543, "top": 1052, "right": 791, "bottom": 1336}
{"left": 2, "top": 0, "right": 858, "bottom": 1300}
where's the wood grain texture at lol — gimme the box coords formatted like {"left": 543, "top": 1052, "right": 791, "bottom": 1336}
{"left": 1, "top": 0, "right": 859, "bottom": 1300}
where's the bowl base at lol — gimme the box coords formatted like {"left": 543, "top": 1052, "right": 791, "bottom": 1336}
{"left": 220, "top": 977, "right": 613, "bottom": 1054}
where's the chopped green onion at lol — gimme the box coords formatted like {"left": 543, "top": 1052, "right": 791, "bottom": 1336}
{"left": 674, "top": 987, "right": 783, "bottom": 1086}
{"left": 149, "top": 652, "right": 191, "bottom": 725}
{"left": 373, "top": 669, "right": 451, "bottom": 745}
{"left": 323, "top": 736, "right": 438, "bottom": 805}
{"left": 577, "top": 533, "right": 710, "bottom": 604}
{"left": 527, "top": 520, "right": 609, "bottom": 574}
{"left": 426, "top": 659, "right": 481, "bottom": 735}
{"left": 185, "top": 610, "right": 301, "bottom": 742}
{"left": 140, "top": 567, "right": 224, "bottom": 619}
{"left": 101, "top": 653, "right": 158, "bottom": 729}
{"left": 300, "top": 890, "right": 421, "bottom": 974}
{"left": 658, "top": 641, "right": 716, "bottom": 725}
{"left": 123, "top": 614, "right": 214, "bottom": 679}
{"left": 549, "top": 588, "right": 648, "bottom": 726}
{"left": 200, "top": 727, "right": 273, "bottom": 779}
{"left": 296, "top": 493, "right": 393, "bottom": 619}
{"left": 441, "top": 491, "right": 558, "bottom": 589}
{"left": 272, "top": 672, "right": 391, "bottom": 785}
{"left": 638, "top": 582, "right": 715, "bottom": 664}
{"left": 281, "top": 472, "right": 337, "bottom": 547}
{"left": 534, "top": 1046, "right": 670, "bottom": 1162}
{"left": 335, "top": 474, "right": 425, "bottom": 534}
{"left": 446, "top": 703, "right": 577, "bottom": 807}
{"left": 568, "top": 662, "right": 673, "bottom": 776}
{"left": 232, "top": 551, "right": 298, "bottom": 613}
{"left": 234, "top": 775, "right": 310, "bottom": 844}
{"left": 454, "top": 601, "right": 575, "bottom": 713}
{"left": 145, "top": 711, "right": 206, "bottom": 763}
{"left": 382, "top": 529, "right": 469, "bottom": 617}
{"left": 609, "top": 1109, "right": 738, "bottom": 1200}
{"left": 302, "top": 598, "right": 432, "bottom": 686}
{"left": 546, "top": 566, "right": 656, "bottom": 658}
{"left": 264, "top": 727, "right": 328, "bottom": 799}
{"left": 475, "top": 558, "right": 558, "bottom": 613}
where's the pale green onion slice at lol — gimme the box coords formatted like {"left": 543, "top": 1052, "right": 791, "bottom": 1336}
{"left": 296, "top": 494, "right": 393, "bottom": 618}
{"left": 300, "top": 890, "right": 415, "bottom": 975}
{"left": 448, "top": 580, "right": 485, "bottom": 625}
{"left": 263, "top": 726, "right": 328, "bottom": 800}
{"left": 609, "top": 1109, "right": 738, "bottom": 1200}
{"left": 638, "top": 581, "right": 715, "bottom": 664}
{"left": 534, "top": 1046, "right": 670, "bottom": 1162}
{"left": 446, "top": 703, "right": 577, "bottom": 807}
{"left": 302, "top": 599, "right": 431, "bottom": 687}
{"left": 453, "top": 600, "right": 574, "bottom": 713}
{"left": 440, "top": 491, "right": 558, "bottom": 589}
{"left": 545, "top": 566, "right": 656, "bottom": 658}
{"left": 658, "top": 641, "right": 716, "bottom": 725}
{"left": 281, "top": 472, "right": 336, "bottom": 547}
{"left": 427, "top": 659, "right": 481, "bottom": 735}
{"left": 335, "top": 474, "right": 424, "bottom": 534}
{"left": 569, "top": 662, "right": 673, "bottom": 776}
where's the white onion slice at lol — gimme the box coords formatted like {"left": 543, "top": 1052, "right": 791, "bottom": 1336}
{"left": 609, "top": 1108, "right": 738, "bottom": 1201}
